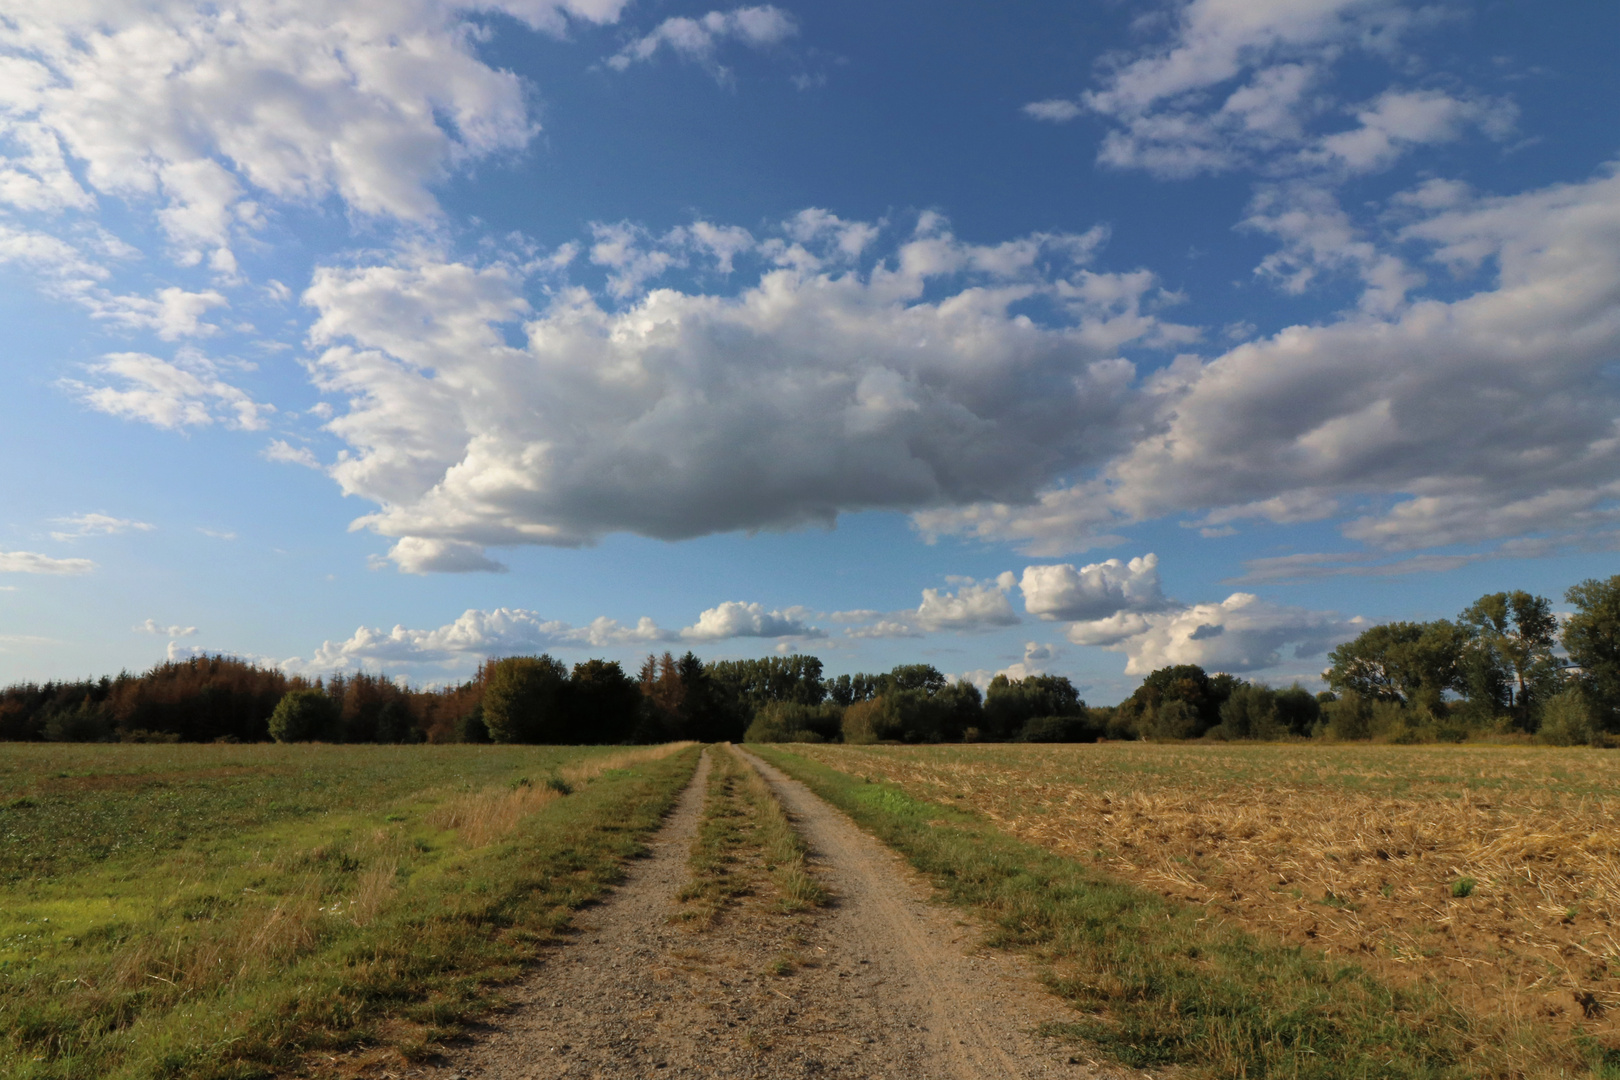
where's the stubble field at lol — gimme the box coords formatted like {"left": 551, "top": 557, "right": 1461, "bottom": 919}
{"left": 789, "top": 742, "right": 1620, "bottom": 1056}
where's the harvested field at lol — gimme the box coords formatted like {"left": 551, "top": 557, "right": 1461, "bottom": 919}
{"left": 791, "top": 742, "right": 1620, "bottom": 1049}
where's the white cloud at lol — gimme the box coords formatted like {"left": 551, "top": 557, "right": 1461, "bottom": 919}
{"left": 1313, "top": 89, "right": 1516, "bottom": 174}
{"left": 1023, "top": 99, "right": 1082, "bottom": 123}
{"left": 915, "top": 573, "right": 1021, "bottom": 632}
{"left": 197, "top": 526, "right": 237, "bottom": 540}
{"left": 1079, "top": 0, "right": 1440, "bottom": 179}
{"left": 63, "top": 350, "right": 272, "bottom": 430}
{"left": 383, "top": 538, "right": 508, "bottom": 574}
{"left": 136, "top": 618, "right": 198, "bottom": 637}
{"left": 0, "top": 0, "right": 626, "bottom": 267}
{"left": 0, "top": 550, "right": 96, "bottom": 575}
{"left": 681, "top": 601, "right": 821, "bottom": 640}
{"left": 90, "top": 287, "right": 230, "bottom": 340}
{"left": 607, "top": 6, "right": 798, "bottom": 80}
{"left": 49, "top": 513, "right": 155, "bottom": 541}
{"left": 303, "top": 213, "right": 1183, "bottom": 567}
{"left": 1067, "top": 592, "right": 1362, "bottom": 675}
{"left": 919, "top": 163, "right": 1620, "bottom": 559}
{"left": 263, "top": 439, "right": 321, "bottom": 469}
{"left": 293, "top": 605, "right": 671, "bottom": 673}
{"left": 1019, "top": 553, "right": 1164, "bottom": 621}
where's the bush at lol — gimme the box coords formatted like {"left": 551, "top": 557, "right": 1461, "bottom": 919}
{"left": 267, "top": 689, "right": 339, "bottom": 743}
{"left": 1539, "top": 688, "right": 1598, "bottom": 746}
{"left": 745, "top": 700, "right": 842, "bottom": 743}
{"left": 42, "top": 701, "right": 112, "bottom": 742}
{"left": 842, "top": 696, "right": 899, "bottom": 744}
{"left": 1017, "top": 714, "right": 1103, "bottom": 743}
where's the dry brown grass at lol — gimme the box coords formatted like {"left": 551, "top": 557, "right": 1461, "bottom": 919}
{"left": 428, "top": 742, "right": 695, "bottom": 847}
{"left": 797, "top": 742, "right": 1620, "bottom": 1044}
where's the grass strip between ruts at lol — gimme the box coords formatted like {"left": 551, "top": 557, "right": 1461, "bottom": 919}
{"left": 4, "top": 745, "right": 700, "bottom": 1080}
{"left": 752, "top": 746, "right": 1610, "bottom": 1080}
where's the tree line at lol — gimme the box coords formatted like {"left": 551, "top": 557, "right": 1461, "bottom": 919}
{"left": 3, "top": 574, "right": 1615, "bottom": 746}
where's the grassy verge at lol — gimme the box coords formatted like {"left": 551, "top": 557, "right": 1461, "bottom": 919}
{"left": 1, "top": 742, "right": 698, "bottom": 1079}
{"left": 678, "top": 746, "right": 828, "bottom": 926}
{"left": 753, "top": 745, "right": 1607, "bottom": 1080}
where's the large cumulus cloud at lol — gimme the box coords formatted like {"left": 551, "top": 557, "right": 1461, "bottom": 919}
{"left": 302, "top": 213, "right": 1190, "bottom": 569}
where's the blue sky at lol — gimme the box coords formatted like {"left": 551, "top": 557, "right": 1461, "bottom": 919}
{"left": 1, "top": 0, "right": 1616, "bottom": 703}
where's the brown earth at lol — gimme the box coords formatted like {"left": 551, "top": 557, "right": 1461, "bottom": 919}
{"left": 380, "top": 747, "right": 1134, "bottom": 1080}
{"left": 790, "top": 742, "right": 1620, "bottom": 1047}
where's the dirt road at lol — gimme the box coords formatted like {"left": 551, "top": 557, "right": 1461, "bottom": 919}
{"left": 410, "top": 747, "right": 1127, "bottom": 1080}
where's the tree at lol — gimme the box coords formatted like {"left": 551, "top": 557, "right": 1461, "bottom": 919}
{"left": 1116, "top": 664, "right": 1231, "bottom": 739}
{"left": 569, "top": 659, "right": 641, "bottom": 743}
{"left": 1324, "top": 621, "right": 1465, "bottom": 713}
{"left": 1564, "top": 575, "right": 1620, "bottom": 733}
{"left": 1459, "top": 591, "right": 1560, "bottom": 726}
{"left": 268, "top": 689, "right": 339, "bottom": 743}
{"left": 984, "top": 674, "right": 1082, "bottom": 739}
{"left": 482, "top": 655, "right": 569, "bottom": 743}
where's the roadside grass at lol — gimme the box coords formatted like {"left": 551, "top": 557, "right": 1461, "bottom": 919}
{"left": 678, "top": 745, "right": 828, "bottom": 927}
{"left": 787, "top": 742, "right": 1620, "bottom": 1061}
{"left": 0, "top": 742, "right": 697, "bottom": 1080}
{"left": 754, "top": 745, "right": 1609, "bottom": 1080}
{"left": 676, "top": 749, "right": 757, "bottom": 924}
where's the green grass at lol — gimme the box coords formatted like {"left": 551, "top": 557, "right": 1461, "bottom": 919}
{"left": 0, "top": 742, "right": 699, "bottom": 1079}
{"left": 677, "top": 747, "right": 828, "bottom": 924}
{"left": 754, "top": 745, "right": 1575, "bottom": 1080}
{"left": 676, "top": 748, "right": 758, "bottom": 922}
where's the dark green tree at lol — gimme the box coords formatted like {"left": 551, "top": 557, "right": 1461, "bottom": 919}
{"left": 1459, "top": 591, "right": 1560, "bottom": 726}
{"left": 569, "top": 659, "right": 641, "bottom": 743}
{"left": 1564, "top": 575, "right": 1620, "bottom": 733}
{"left": 482, "top": 655, "right": 569, "bottom": 743}
{"left": 984, "top": 674, "right": 1082, "bottom": 739}
{"left": 268, "top": 688, "right": 339, "bottom": 743}
{"left": 1324, "top": 621, "right": 1465, "bottom": 714}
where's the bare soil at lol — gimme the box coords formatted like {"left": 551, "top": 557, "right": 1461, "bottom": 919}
{"left": 388, "top": 747, "right": 1131, "bottom": 1080}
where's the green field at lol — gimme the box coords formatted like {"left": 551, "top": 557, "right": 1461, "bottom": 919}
{"left": 0, "top": 742, "right": 698, "bottom": 1079}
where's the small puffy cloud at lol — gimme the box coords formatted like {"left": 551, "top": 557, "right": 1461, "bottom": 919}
{"left": 1020, "top": 553, "right": 1163, "bottom": 621}
{"left": 91, "top": 288, "right": 230, "bottom": 340}
{"left": 1023, "top": 99, "right": 1082, "bottom": 123}
{"left": 263, "top": 439, "right": 321, "bottom": 469}
{"left": 383, "top": 538, "right": 508, "bottom": 575}
{"left": 914, "top": 573, "right": 1020, "bottom": 632}
{"left": 608, "top": 6, "right": 798, "bottom": 78}
{"left": 1314, "top": 90, "right": 1516, "bottom": 174}
{"left": 0, "top": 551, "right": 96, "bottom": 575}
{"left": 136, "top": 618, "right": 198, "bottom": 638}
{"left": 1067, "top": 592, "right": 1362, "bottom": 676}
{"left": 681, "top": 601, "right": 822, "bottom": 641}
{"left": 1023, "top": 641, "right": 1054, "bottom": 663}
{"left": 49, "top": 513, "right": 155, "bottom": 541}
{"left": 63, "top": 351, "right": 271, "bottom": 431}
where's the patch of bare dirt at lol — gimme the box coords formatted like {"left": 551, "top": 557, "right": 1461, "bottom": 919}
{"left": 381, "top": 747, "right": 1132, "bottom": 1080}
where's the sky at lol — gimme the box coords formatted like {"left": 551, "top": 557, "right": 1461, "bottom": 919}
{"left": 0, "top": 0, "right": 1616, "bottom": 703}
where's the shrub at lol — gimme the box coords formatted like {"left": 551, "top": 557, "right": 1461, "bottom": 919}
{"left": 842, "top": 697, "right": 899, "bottom": 744}
{"left": 745, "top": 700, "right": 842, "bottom": 743}
{"left": 1017, "top": 714, "right": 1103, "bottom": 743}
{"left": 267, "top": 689, "right": 339, "bottom": 743}
{"left": 1539, "top": 688, "right": 1598, "bottom": 746}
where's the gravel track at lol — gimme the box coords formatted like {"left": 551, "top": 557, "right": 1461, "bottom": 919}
{"left": 403, "top": 747, "right": 1131, "bottom": 1080}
